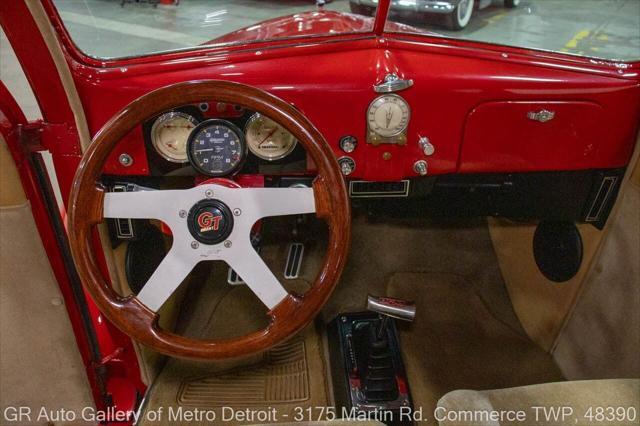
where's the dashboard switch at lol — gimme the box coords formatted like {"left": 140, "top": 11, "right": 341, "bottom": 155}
{"left": 418, "top": 136, "right": 435, "bottom": 156}
{"left": 413, "top": 160, "right": 428, "bottom": 176}
{"left": 339, "top": 135, "right": 357, "bottom": 153}
{"left": 338, "top": 156, "right": 355, "bottom": 176}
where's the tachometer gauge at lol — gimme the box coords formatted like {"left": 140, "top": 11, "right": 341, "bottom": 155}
{"left": 245, "top": 113, "right": 297, "bottom": 161}
{"left": 150, "top": 112, "right": 198, "bottom": 163}
{"left": 187, "top": 119, "right": 246, "bottom": 176}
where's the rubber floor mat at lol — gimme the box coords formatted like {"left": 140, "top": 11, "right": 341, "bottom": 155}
{"left": 177, "top": 336, "right": 309, "bottom": 407}
{"left": 138, "top": 321, "right": 328, "bottom": 426}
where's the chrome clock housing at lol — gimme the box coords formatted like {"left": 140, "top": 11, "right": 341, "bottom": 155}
{"left": 366, "top": 94, "right": 411, "bottom": 145}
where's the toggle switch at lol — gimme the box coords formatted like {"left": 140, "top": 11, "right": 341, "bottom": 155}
{"left": 418, "top": 136, "right": 435, "bottom": 156}
{"left": 413, "top": 160, "right": 428, "bottom": 176}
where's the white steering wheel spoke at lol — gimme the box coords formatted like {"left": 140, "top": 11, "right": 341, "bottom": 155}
{"left": 224, "top": 242, "right": 289, "bottom": 310}
{"left": 103, "top": 189, "right": 184, "bottom": 223}
{"left": 110, "top": 184, "right": 311, "bottom": 313}
{"left": 136, "top": 245, "right": 196, "bottom": 312}
{"left": 232, "top": 187, "right": 316, "bottom": 223}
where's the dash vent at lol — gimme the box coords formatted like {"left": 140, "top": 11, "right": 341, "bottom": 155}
{"left": 349, "top": 180, "right": 410, "bottom": 198}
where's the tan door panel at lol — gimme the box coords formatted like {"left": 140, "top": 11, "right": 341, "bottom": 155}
{"left": 0, "top": 135, "right": 26, "bottom": 206}
{"left": 488, "top": 218, "right": 603, "bottom": 351}
{"left": 490, "top": 134, "right": 640, "bottom": 353}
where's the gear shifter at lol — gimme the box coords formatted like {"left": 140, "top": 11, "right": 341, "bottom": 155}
{"left": 353, "top": 295, "right": 416, "bottom": 402}
{"left": 367, "top": 294, "right": 416, "bottom": 340}
{"left": 327, "top": 294, "right": 415, "bottom": 423}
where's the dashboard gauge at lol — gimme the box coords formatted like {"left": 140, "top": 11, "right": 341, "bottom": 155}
{"left": 367, "top": 94, "right": 411, "bottom": 138}
{"left": 245, "top": 113, "right": 297, "bottom": 161}
{"left": 187, "top": 119, "right": 246, "bottom": 176}
{"left": 150, "top": 112, "right": 198, "bottom": 163}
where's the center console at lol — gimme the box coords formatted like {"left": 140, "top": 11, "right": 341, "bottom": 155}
{"left": 328, "top": 295, "right": 416, "bottom": 424}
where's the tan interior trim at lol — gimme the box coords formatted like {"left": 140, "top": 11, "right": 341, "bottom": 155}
{"left": 24, "top": 1, "right": 121, "bottom": 287}
{"left": 24, "top": 0, "right": 91, "bottom": 151}
{"left": 489, "top": 132, "right": 640, "bottom": 352}
{"left": 0, "top": 134, "right": 26, "bottom": 207}
{"left": 488, "top": 220, "right": 602, "bottom": 351}
{"left": 630, "top": 151, "right": 640, "bottom": 188}
{"left": 551, "top": 133, "right": 640, "bottom": 352}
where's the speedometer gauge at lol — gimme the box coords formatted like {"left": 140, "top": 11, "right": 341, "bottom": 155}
{"left": 187, "top": 119, "right": 246, "bottom": 177}
{"left": 151, "top": 112, "right": 198, "bottom": 163}
{"left": 245, "top": 113, "right": 297, "bottom": 161}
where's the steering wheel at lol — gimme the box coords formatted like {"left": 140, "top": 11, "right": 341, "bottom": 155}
{"left": 67, "top": 80, "right": 351, "bottom": 360}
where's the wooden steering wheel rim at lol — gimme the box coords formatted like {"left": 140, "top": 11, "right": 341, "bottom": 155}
{"left": 67, "top": 80, "right": 351, "bottom": 360}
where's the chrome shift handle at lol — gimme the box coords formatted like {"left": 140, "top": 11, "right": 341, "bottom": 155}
{"left": 367, "top": 294, "right": 416, "bottom": 322}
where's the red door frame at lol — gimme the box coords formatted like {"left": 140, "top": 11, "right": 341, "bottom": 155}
{"left": 0, "top": 3, "right": 145, "bottom": 422}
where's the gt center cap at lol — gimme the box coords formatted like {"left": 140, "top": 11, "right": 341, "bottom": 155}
{"left": 187, "top": 199, "right": 234, "bottom": 245}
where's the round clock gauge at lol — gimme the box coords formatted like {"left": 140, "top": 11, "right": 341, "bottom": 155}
{"left": 367, "top": 94, "right": 411, "bottom": 138}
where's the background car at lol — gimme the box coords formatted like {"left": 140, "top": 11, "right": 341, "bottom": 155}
{"left": 350, "top": 0, "right": 520, "bottom": 30}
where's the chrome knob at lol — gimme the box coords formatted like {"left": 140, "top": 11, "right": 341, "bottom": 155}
{"left": 338, "top": 156, "right": 355, "bottom": 176}
{"left": 413, "top": 160, "right": 428, "bottom": 176}
{"left": 339, "top": 135, "right": 357, "bottom": 153}
{"left": 418, "top": 136, "right": 435, "bottom": 156}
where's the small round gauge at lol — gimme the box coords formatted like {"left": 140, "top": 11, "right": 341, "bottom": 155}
{"left": 187, "top": 119, "right": 246, "bottom": 176}
{"left": 150, "top": 112, "right": 199, "bottom": 163}
{"left": 245, "top": 113, "right": 297, "bottom": 161}
{"left": 367, "top": 94, "right": 411, "bottom": 138}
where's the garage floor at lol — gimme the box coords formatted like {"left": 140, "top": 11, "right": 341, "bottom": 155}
{"left": 50, "top": 0, "right": 640, "bottom": 61}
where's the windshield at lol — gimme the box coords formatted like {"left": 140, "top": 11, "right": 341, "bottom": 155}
{"left": 53, "top": 0, "right": 639, "bottom": 62}
{"left": 383, "top": 0, "right": 640, "bottom": 62}
{"left": 52, "top": 0, "right": 376, "bottom": 59}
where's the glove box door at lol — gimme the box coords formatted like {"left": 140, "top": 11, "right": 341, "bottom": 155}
{"left": 460, "top": 101, "right": 606, "bottom": 173}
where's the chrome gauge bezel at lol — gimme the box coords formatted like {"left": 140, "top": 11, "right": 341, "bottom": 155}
{"left": 186, "top": 119, "right": 247, "bottom": 177}
{"left": 366, "top": 94, "right": 411, "bottom": 138}
{"left": 150, "top": 111, "right": 199, "bottom": 163}
{"left": 244, "top": 113, "right": 298, "bottom": 161}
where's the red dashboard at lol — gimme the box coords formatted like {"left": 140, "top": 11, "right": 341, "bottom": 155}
{"left": 69, "top": 42, "right": 640, "bottom": 185}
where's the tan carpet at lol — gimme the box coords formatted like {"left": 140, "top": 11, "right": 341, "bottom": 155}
{"left": 387, "top": 272, "right": 564, "bottom": 425}
{"left": 323, "top": 215, "right": 525, "bottom": 335}
{"left": 139, "top": 215, "right": 551, "bottom": 425}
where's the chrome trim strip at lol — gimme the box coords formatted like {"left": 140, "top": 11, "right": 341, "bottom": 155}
{"left": 586, "top": 176, "right": 617, "bottom": 222}
{"left": 112, "top": 184, "right": 135, "bottom": 239}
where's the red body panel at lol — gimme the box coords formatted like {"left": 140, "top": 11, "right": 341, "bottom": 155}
{"left": 208, "top": 10, "right": 429, "bottom": 45}
{"left": 461, "top": 101, "right": 606, "bottom": 173}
